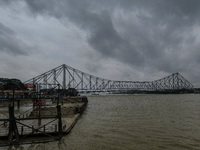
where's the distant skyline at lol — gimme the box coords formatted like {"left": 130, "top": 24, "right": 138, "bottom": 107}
{"left": 0, "top": 0, "right": 200, "bottom": 87}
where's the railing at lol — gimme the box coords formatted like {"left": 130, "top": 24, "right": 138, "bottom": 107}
{"left": 0, "top": 105, "right": 63, "bottom": 146}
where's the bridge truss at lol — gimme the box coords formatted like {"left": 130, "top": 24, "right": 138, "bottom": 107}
{"left": 24, "top": 64, "right": 193, "bottom": 93}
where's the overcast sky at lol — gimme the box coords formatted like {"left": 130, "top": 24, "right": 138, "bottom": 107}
{"left": 0, "top": 0, "right": 200, "bottom": 87}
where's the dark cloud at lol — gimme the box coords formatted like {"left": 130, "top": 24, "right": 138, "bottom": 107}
{"left": 0, "top": 0, "right": 12, "bottom": 5}
{"left": 25, "top": 0, "right": 146, "bottom": 65}
{"left": 2, "top": 0, "right": 199, "bottom": 86}
{"left": 24, "top": 0, "right": 200, "bottom": 72}
{"left": 25, "top": 0, "right": 63, "bottom": 18}
{"left": 0, "top": 23, "right": 30, "bottom": 55}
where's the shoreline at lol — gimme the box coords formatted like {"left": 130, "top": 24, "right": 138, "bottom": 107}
{"left": 0, "top": 96, "right": 88, "bottom": 147}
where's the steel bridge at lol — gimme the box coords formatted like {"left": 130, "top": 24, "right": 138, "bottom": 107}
{"left": 24, "top": 64, "right": 193, "bottom": 93}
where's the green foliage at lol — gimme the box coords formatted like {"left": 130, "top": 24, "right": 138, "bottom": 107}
{"left": 0, "top": 78, "right": 27, "bottom": 90}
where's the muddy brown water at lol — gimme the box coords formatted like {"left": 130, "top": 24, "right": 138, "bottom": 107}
{"left": 1, "top": 94, "right": 200, "bottom": 150}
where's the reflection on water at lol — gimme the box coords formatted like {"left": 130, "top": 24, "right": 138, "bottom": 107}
{"left": 1, "top": 94, "right": 200, "bottom": 150}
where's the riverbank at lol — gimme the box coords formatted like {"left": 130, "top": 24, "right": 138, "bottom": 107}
{"left": 0, "top": 96, "right": 88, "bottom": 146}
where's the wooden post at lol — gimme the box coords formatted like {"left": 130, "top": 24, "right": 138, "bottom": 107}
{"left": 38, "top": 84, "right": 41, "bottom": 125}
{"left": 17, "top": 100, "right": 20, "bottom": 109}
{"left": 12, "top": 88, "right": 15, "bottom": 107}
{"left": 21, "top": 126, "right": 24, "bottom": 135}
{"left": 8, "top": 105, "right": 19, "bottom": 144}
{"left": 57, "top": 105, "right": 63, "bottom": 138}
{"left": 13, "top": 118, "right": 19, "bottom": 142}
{"left": 55, "top": 124, "right": 57, "bottom": 132}
{"left": 8, "top": 105, "right": 13, "bottom": 144}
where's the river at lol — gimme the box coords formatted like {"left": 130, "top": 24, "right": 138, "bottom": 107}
{"left": 2, "top": 94, "right": 200, "bottom": 150}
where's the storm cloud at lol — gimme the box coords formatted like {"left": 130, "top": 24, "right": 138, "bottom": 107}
{"left": 0, "top": 23, "right": 30, "bottom": 55}
{"left": 1, "top": 0, "right": 200, "bottom": 86}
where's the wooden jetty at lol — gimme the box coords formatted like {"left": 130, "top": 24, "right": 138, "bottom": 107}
{"left": 0, "top": 96, "right": 88, "bottom": 146}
